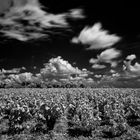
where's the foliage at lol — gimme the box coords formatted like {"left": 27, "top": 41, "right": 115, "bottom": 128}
{"left": 0, "top": 88, "right": 140, "bottom": 140}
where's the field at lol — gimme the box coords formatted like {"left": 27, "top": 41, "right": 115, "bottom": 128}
{"left": 0, "top": 88, "right": 140, "bottom": 140}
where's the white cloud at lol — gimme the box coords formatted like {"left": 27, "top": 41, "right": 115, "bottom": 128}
{"left": 98, "top": 48, "right": 121, "bottom": 61}
{"left": 91, "top": 64, "right": 106, "bottom": 69}
{"left": 126, "top": 54, "right": 136, "bottom": 61}
{"left": 86, "top": 78, "right": 94, "bottom": 83}
{"left": 40, "top": 56, "right": 92, "bottom": 81}
{"left": 19, "top": 72, "right": 33, "bottom": 82}
{"left": 8, "top": 72, "right": 33, "bottom": 83}
{"left": 89, "top": 58, "right": 98, "bottom": 64}
{"left": 0, "top": 67, "right": 25, "bottom": 74}
{"left": 0, "top": 0, "right": 84, "bottom": 41}
{"left": 112, "top": 73, "right": 120, "bottom": 77}
{"left": 89, "top": 48, "right": 121, "bottom": 68}
{"left": 72, "top": 37, "right": 80, "bottom": 44}
{"left": 123, "top": 54, "right": 140, "bottom": 77}
{"left": 72, "top": 22, "right": 121, "bottom": 50}
{"left": 110, "top": 69, "right": 116, "bottom": 73}
{"left": 69, "top": 9, "right": 84, "bottom": 19}
{"left": 129, "top": 63, "right": 140, "bottom": 73}
{"left": 94, "top": 74, "right": 102, "bottom": 78}
{"left": 110, "top": 61, "right": 118, "bottom": 68}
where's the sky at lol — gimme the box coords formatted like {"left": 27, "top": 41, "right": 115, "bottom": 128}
{"left": 0, "top": 0, "right": 140, "bottom": 87}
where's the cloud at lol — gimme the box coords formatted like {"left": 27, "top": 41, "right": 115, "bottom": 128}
{"left": 110, "top": 61, "right": 118, "bottom": 68}
{"left": 96, "top": 73, "right": 140, "bottom": 88}
{"left": 89, "top": 58, "right": 98, "bottom": 64}
{"left": 86, "top": 78, "right": 94, "bottom": 83}
{"left": 0, "top": 0, "right": 84, "bottom": 41}
{"left": 98, "top": 48, "right": 121, "bottom": 61}
{"left": 72, "top": 22, "right": 121, "bottom": 50}
{"left": 126, "top": 54, "right": 136, "bottom": 61}
{"left": 94, "top": 74, "right": 102, "bottom": 78}
{"left": 91, "top": 64, "right": 106, "bottom": 69}
{"left": 98, "top": 48, "right": 121, "bottom": 68}
{"left": 123, "top": 54, "right": 140, "bottom": 77}
{"left": 112, "top": 73, "right": 120, "bottom": 77}
{"left": 8, "top": 72, "right": 33, "bottom": 83}
{"left": 0, "top": 67, "right": 26, "bottom": 74}
{"left": 68, "top": 9, "right": 84, "bottom": 19}
{"left": 39, "top": 56, "right": 92, "bottom": 81}
{"left": 89, "top": 48, "right": 121, "bottom": 68}
{"left": 91, "top": 54, "right": 140, "bottom": 87}
{"left": 110, "top": 69, "right": 116, "bottom": 73}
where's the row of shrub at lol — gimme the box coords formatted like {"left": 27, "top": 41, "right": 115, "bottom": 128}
{"left": 0, "top": 88, "right": 140, "bottom": 140}
{"left": 0, "top": 80, "right": 89, "bottom": 88}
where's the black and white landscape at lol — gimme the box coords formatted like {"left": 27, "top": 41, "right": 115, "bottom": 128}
{"left": 0, "top": 1, "right": 140, "bottom": 140}
{"left": 0, "top": 0, "right": 140, "bottom": 88}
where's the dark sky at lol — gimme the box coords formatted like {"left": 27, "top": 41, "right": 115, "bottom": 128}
{"left": 0, "top": 1, "right": 139, "bottom": 65}
{"left": 0, "top": 0, "right": 140, "bottom": 87}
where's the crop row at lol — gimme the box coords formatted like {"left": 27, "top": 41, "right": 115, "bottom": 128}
{"left": 0, "top": 88, "right": 140, "bottom": 140}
